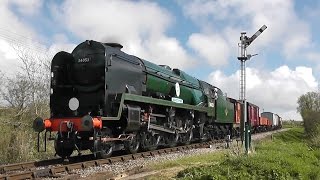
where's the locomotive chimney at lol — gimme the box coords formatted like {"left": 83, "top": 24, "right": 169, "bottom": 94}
{"left": 104, "top": 43, "right": 123, "bottom": 50}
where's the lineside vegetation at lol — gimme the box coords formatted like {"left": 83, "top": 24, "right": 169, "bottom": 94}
{"left": 0, "top": 46, "right": 54, "bottom": 164}
{"left": 297, "top": 92, "right": 320, "bottom": 148}
{"left": 150, "top": 128, "right": 319, "bottom": 180}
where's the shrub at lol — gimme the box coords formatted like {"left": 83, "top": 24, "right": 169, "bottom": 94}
{"left": 0, "top": 108, "right": 54, "bottom": 164}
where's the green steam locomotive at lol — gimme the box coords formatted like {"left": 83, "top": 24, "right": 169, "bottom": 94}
{"left": 33, "top": 40, "right": 236, "bottom": 158}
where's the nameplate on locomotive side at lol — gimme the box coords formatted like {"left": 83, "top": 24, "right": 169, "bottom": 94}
{"left": 171, "top": 97, "right": 183, "bottom": 104}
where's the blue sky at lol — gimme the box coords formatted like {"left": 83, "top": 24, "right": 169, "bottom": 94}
{"left": 0, "top": 0, "right": 319, "bottom": 120}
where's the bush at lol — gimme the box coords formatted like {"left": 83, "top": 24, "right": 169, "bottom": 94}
{"left": 303, "top": 111, "right": 320, "bottom": 137}
{"left": 0, "top": 108, "right": 54, "bottom": 164}
{"left": 297, "top": 92, "right": 320, "bottom": 147}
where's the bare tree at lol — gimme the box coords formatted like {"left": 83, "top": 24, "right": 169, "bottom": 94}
{"left": 0, "top": 70, "right": 5, "bottom": 108}
{"left": 0, "top": 70, "right": 3, "bottom": 92}
{"left": 0, "top": 45, "right": 52, "bottom": 120}
{"left": 13, "top": 45, "right": 51, "bottom": 117}
{"left": 1, "top": 74, "right": 32, "bottom": 119}
{"left": 0, "top": 44, "right": 54, "bottom": 163}
{"left": 0, "top": 70, "right": 3, "bottom": 83}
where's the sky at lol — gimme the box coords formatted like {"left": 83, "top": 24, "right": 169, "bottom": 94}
{"left": 0, "top": 0, "right": 319, "bottom": 120}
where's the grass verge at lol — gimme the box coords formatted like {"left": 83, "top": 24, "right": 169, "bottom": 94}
{"left": 175, "top": 128, "right": 320, "bottom": 180}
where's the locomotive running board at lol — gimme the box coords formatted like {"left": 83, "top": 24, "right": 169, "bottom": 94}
{"left": 102, "top": 93, "right": 214, "bottom": 121}
{"left": 148, "top": 124, "right": 176, "bottom": 134}
{"left": 148, "top": 124, "right": 187, "bottom": 134}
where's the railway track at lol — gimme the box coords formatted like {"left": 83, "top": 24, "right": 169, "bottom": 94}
{"left": 0, "top": 139, "right": 226, "bottom": 180}
{"left": 0, "top": 129, "right": 285, "bottom": 180}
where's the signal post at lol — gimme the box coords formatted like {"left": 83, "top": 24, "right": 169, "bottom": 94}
{"left": 237, "top": 25, "right": 267, "bottom": 154}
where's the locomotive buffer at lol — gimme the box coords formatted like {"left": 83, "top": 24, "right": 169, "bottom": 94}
{"left": 237, "top": 25, "right": 267, "bottom": 154}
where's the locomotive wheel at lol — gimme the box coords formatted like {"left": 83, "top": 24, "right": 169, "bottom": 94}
{"left": 180, "top": 129, "right": 193, "bottom": 145}
{"left": 141, "top": 132, "right": 159, "bottom": 151}
{"left": 93, "top": 129, "right": 113, "bottom": 159}
{"left": 201, "top": 128, "right": 213, "bottom": 142}
{"left": 165, "top": 133, "right": 179, "bottom": 147}
{"left": 54, "top": 133, "right": 74, "bottom": 158}
{"left": 180, "top": 119, "right": 193, "bottom": 145}
{"left": 212, "top": 127, "right": 220, "bottom": 140}
{"left": 124, "top": 133, "right": 140, "bottom": 154}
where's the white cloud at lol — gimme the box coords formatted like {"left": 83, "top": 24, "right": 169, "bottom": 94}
{"left": 0, "top": 40, "right": 20, "bottom": 75}
{"left": 0, "top": 40, "right": 18, "bottom": 60}
{"left": 180, "top": 0, "right": 315, "bottom": 65}
{"left": 208, "top": 65, "right": 317, "bottom": 120}
{"left": 52, "top": 0, "right": 194, "bottom": 69}
{"left": 187, "top": 33, "right": 230, "bottom": 66}
{"left": 0, "top": 1, "right": 40, "bottom": 75}
{"left": 47, "top": 42, "right": 76, "bottom": 56}
{"left": 9, "top": 0, "right": 43, "bottom": 15}
{"left": 305, "top": 52, "right": 320, "bottom": 62}
{"left": 52, "top": 33, "right": 70, "bottom": 44}
{"left": 137, "top": 36, "right": 195, "bottom": 68}
{"left": 0, "top": 1, "right": 79, "bottom": 77}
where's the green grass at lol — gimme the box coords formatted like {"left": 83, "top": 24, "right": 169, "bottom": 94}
{"left": 282, "top": 121, "right": 303, "bottom": 129}
{"left": 176, "top": 128, "right": 320, "bottom": 180}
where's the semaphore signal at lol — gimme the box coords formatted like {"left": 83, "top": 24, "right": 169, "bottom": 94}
{"left": 237, "top": 25, "right": 267, "bottom": 154}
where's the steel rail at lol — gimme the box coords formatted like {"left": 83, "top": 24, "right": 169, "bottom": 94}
{"left": 0, "top": 154, "right": 95, "bottom": 175}
{"left": 0, "top": 140, "right": 225, "bottom": 180}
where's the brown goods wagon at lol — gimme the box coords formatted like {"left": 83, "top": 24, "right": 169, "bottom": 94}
{"left": 260, "top": 117, "right": 269, "bottom": 126}
{"left": 261, "top": 112, "right": 278, "bottom": 126}
{"left": 247, "top": 102, "right": 259, "bottom": 127}
{"left": 228, "top": 98, "right": 241, "bottom": 124}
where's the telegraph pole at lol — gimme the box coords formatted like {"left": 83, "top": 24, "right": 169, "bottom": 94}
{"left": 237, "top": 25, "right": 267, "bottom": 154}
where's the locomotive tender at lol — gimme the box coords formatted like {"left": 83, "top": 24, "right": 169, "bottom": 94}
{"left": 33, "top": 40, "right": 280, "bottom": 158}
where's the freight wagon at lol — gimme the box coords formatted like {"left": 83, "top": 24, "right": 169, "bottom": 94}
{"left": 261, "top": 112, "right": 282, "bottom": 130}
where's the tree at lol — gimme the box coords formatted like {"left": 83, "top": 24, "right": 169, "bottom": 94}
{"left": 14, "top": 45, "right": 51, "bottom": 117}
{"left": 1, "top": 74, "right": 32, "bottom": 118}
{"left": 297, "top": 92, "right": 320, "bottom": 119}
{"left": 0, "top": 42, "right": 54, "bottom": 164}
{"left": 297, "top": 91, "right": 320, "bottom": 138}
{"left": 0, "top": 45, "right": 51, "bottom": 121}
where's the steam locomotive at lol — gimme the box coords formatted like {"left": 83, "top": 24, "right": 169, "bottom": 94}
{"left": 33, "top": 40, "right": 282, "bottom": 158}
